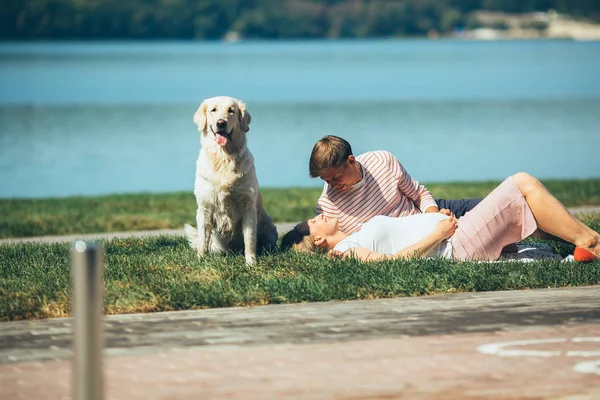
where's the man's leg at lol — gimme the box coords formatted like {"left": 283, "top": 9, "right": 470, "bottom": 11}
{"left": 436, "top": 198, "right": 482, "bottom": 218}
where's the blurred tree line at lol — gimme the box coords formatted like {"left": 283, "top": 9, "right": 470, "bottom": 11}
{"left": 2, "top": 0, "right": 599, "bottom": 40}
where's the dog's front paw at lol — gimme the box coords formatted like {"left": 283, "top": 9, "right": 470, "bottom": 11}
{"left": 245, "top": 254, "right": 257, "bottom": 266}
{"left": 195, "top": 247, "right": 208, "bottom": 259}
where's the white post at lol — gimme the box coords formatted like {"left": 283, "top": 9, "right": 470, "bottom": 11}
{"left": 71, "top": 240, "right": 104, "bottom": 400}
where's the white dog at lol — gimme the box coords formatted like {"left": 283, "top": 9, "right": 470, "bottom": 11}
{"left": 184, "top": 96, "right": 278, "bottom": 265}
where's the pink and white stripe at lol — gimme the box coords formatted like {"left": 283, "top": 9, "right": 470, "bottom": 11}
{"left": 316, "top": 150, "right": 437, "bottom": 234}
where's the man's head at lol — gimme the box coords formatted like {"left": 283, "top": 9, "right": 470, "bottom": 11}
{"left": 309, "top": 135, "right": 362, "bottom": 192}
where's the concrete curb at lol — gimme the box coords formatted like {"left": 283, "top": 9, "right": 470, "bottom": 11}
{"left": 0, "top": 222, "right": 300, "bottom": 245}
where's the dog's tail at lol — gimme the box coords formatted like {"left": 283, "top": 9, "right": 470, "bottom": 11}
{"left": 184, "top": 224, "right": 202, "bottom": 250}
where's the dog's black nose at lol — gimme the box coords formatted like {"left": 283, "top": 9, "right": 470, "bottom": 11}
{"left": 216, "top": 119, "right": 227, "bottom": 130}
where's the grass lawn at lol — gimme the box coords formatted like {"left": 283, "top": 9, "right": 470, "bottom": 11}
{"left": 1, "top": 178, "right": 600, "bottom": 238}
{"left": 1, "top": 213, "right": 599, "bottom": 321}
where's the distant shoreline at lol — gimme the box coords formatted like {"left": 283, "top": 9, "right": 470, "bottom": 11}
{"left": 0, "top": 36, "right": 596, "bottom": 43}
{"left": 4, "top": 12, "right": 600, "bottom": 43}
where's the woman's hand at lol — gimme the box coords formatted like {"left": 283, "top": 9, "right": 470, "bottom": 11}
{"left": 435, "top": 215, "right": 458, "bottom": 239}
{"left": 328, "top": 249, "right": 345, "bottom": 259}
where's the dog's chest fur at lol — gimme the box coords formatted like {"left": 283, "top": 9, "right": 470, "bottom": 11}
{"left": 195, "top": 149, "right": 256, "bottom": 239}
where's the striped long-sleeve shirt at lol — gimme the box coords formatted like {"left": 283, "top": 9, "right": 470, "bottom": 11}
{"left": 316, "top": 151, "right": 438, "bottom": 234}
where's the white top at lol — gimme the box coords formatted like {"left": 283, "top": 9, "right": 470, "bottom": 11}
{"left": 333, "top": 214, "right": 453, "bottom": 259}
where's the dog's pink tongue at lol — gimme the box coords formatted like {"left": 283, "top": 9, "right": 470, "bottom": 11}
{"left": 215, "top": 134, "right": 228, "bottom": 147}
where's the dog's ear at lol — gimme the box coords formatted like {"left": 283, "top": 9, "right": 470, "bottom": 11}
{"left": 193, "top": 101, "right": 208, "bottom": 132}
{"left": 237, "top": 100, "right": 251, "bottom": 133}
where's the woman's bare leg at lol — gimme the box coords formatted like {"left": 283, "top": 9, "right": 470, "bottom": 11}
{"left": 531, "top": 229, "right": 568, "bottom": 243}
{"left": 512, "top": 172, "right": 600, "bottom": 257}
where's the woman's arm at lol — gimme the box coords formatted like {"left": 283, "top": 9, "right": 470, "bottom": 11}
{"left": 343, "top": 233, "right": 443, "bottom": 262}
{"left": 340, "top": 216, "right": 458, "bottom": 262}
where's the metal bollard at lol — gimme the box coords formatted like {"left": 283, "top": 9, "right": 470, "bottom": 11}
{"left": 71, "top": 241, "right": 104, "bottom": 400}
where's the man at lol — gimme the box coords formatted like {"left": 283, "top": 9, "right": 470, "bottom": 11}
{"left": 310, "top": 135, "right": 481, "bottom": 235}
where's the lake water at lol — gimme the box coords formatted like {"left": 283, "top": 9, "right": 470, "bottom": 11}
{"left": 1, "top": 40, "right": 599, "bottom": 198}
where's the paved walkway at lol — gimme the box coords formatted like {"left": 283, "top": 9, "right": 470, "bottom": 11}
{"left": 0, "top": 222, "right": 299, "bottom": 245}
{"left": 2, "top": 286, "right": 599, "bottom": 399}
{"left": 1, "top": 206, "right": 599, "bottom": 245}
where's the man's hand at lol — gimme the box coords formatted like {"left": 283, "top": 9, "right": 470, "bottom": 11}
{"left": 439, "top": 208, "right": 452, "bottom": 216}
{"left": 435, "top": 215, "right": 458, "bottom": 239}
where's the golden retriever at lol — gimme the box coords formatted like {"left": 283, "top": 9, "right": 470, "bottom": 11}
{"left": 184, "top": 96, "right": 278, "bottom": 265}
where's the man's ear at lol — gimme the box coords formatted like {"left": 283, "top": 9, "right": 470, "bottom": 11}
{"left": 237, "top": 100, "right": 251, "bottom": 133}
{"left": 193, "top": 101, "right": 208, "bottom": 132}
{"left": 347, "top": 155, "right": 356, "bottom": 166}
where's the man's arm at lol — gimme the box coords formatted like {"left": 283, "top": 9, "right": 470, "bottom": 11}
{"left": 388, "top": 153, "right": 438, "bottom": 213}
{"left": 424, "top": 207, "right": 454, "bottom": 215}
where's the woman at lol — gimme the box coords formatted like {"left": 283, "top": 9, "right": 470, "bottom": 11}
{"left": 281, "top": 173, "right": 600, "bottom": 262}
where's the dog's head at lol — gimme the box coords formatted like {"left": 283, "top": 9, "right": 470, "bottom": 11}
{"left": 193, "top": 96, "right": 251, "bottom": 149}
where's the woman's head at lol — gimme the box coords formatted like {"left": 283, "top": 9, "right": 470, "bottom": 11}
{"left": 280, "top": 220, "right": 316, "bottom": 253}
{"left": 280, "top": 215, "right": 340, "bottom": 253}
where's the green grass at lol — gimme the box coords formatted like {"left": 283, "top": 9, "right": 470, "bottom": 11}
{"left": 1, "top": 213, "right": 599, "bottom": 321}
{"left": 0, "top": 188, "right": 319, "bottom": 239}
{"left": 2, "top": 178, "right": 600, "bottom": 238}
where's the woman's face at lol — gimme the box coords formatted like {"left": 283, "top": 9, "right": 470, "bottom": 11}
{"left": 307, "top": 214, "right": 339, "bottom": 242}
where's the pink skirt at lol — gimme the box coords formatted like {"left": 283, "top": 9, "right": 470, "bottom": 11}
{"left": 450, "top": 176, "right": 538, "bottom": 261}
